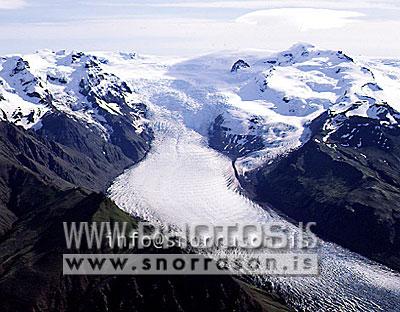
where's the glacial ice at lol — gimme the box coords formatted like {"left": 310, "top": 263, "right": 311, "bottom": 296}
{"left": 108, "top": 48, "right": 400, "bottom": 311}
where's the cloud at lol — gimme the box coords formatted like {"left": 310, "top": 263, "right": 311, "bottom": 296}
{"left": 94, "top": 0, "right": 400, "bottom": 10}
{"left": 236, "top": 8, "right": 365, "bottom": 31}
{"left": 0, "top": 0, "right": 26, "bottom": 10}
{"left": 2, "top": 12, "right": 400, "bottom": 58}
{"left": 147, "top": 1, "right": 270, "bottom": 9}
{"left": 78, "top": 0, "right": 269, "bottom": 9}
{"left": 0, "top": 1, "right": 400, "bottom": 57}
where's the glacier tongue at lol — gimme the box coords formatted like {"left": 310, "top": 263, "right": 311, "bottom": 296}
{"left": 109, "top": 118, "right": 270, "bottom": 226}
{"left": 108, "top": 105, "right": 400, "bottom": 311}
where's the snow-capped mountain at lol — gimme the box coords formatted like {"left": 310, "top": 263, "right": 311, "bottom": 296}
{"left": 208, "top": 44, "right": 400, "bottom": 175}
{"left": 0, "top": 50, "right": 149, "bottom": 138}
{"left": 0, "top": 50, "right": 153, "bottom": 191}
{"left": 2, "top": 44, "right": 399, "bottom": 174}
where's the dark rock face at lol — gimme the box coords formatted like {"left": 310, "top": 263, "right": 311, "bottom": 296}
{"left": 231, "top": 59, "right": 250, "bottom": 73}
{"left": 36, "top": 113, "right": 142, "bottom": 191}
{"left": 0, "top": 121, "right": 73, "bottom": 235}
{"left": 0, "top": 115, "right": 147, "bottom": 235}
{"left": 242, "top": 109, "right": 400, "bottom": 271}
{"left": 209, "top": 114, "right": 264, "bottom": 159}
{"left": 106, "top": 113, "right": 152, "bottom": 161}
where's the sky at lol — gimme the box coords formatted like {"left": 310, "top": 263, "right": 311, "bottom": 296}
{"left": 0, "top": 0, "right": 400, "bottom": 57}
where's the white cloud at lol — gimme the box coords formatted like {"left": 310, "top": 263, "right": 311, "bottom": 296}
{"left": 236, "top": 8, "right": 364, "bottom": 31}
{"left": 0, "top": 0, "right": 26, "bottom": 10}
{"left": 1, "top": 1, "right": 400, "bottom": 57}
{"left": 116, "top": 0, "right": 400, "bottom": 10}
{"left": 78, "top": 0, "right": 269, "bottom": 9}
{"left": 2, "top": 13, "right": 400, "bottom": 58}
{"left": 149, "top": 1, "right": 269, "bottom": 9}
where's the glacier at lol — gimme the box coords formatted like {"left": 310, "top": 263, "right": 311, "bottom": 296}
{"left": 1, "top": 44, "right": 400, "bottom": 311}
{"left": 107, "top": 45, "right": 400, "bottom": 311}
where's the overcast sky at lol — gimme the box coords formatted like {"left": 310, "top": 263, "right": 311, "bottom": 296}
{"left": 0, "top": 0, "right": 400, "bottom": 57}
